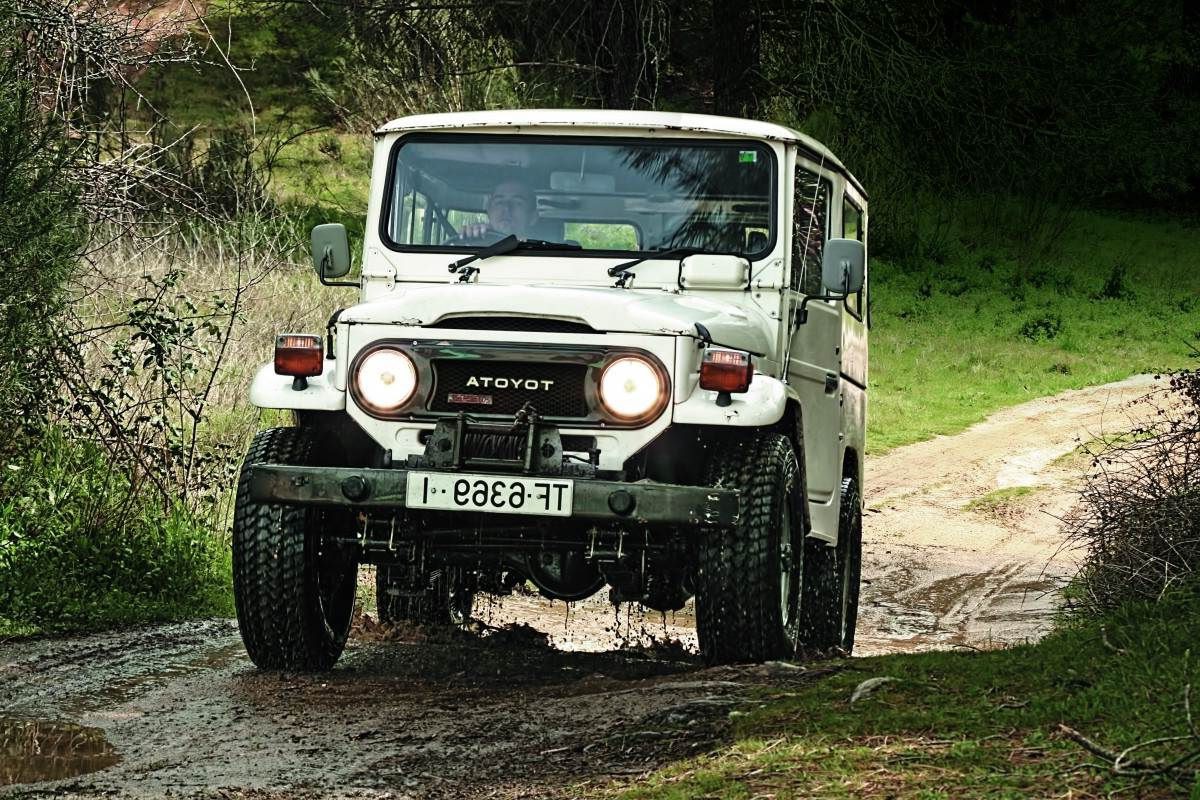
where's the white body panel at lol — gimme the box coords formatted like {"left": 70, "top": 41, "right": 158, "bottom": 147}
{"left": 340, "top": 283, "right": 775, "bottom": 356}
{"left": 249, "top": 362, "right": 345, "bottom": 411}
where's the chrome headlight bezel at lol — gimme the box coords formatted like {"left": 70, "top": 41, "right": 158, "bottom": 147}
{"left": 349, "top": 345, "right": 420, "bottom": 416}
{"left": 595, "top": 354, "right": 670, "bottom": 424}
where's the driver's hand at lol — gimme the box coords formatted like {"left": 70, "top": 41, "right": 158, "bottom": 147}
{"left": 460, "top": 222, "right": 492, "bottom": 239}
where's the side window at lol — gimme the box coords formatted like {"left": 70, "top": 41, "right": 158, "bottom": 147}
{"left": 842, "top": 197, "right": 864, "bottom": 315}
{"left": 390, "top": 169, "right": 456, "bottom": 245}
{"left": 792, "top": 167, "right": 829, "bottom": 294}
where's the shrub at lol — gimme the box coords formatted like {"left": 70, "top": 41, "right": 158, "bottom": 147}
{"left": 0, "top": 41, "right": 83, "bottom": 458}
{"left": 1095, "top": 260, "right": 1136, "bottom": 301}
{"left": 1018, "top": 313, "right": 1063, "bottom": 341}
{"left": 1064, "top": 370, "right": 1200, "bottom": 615}
{"left": 0, "top": 429, "right": 232, "bottom": 632}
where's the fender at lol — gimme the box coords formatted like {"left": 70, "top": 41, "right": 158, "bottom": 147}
{"left": 249, "top": 361, "right": 346, "bottom": 411}
{"left": 672, "top": 373, "right": 790, "bottom": 427}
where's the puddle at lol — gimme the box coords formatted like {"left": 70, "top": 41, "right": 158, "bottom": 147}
{"left": 0, "top": 716, "right": 120, "bottom": 786}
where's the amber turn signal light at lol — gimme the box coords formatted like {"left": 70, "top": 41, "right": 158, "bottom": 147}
{"left": 274, "top": 334, "right": 324, "bottom": 378}
{"left": 699, "top": 348, "right": 753, "bottom": 394}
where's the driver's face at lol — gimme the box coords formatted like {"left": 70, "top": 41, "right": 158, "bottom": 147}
{"left": 487, "top": 182, "right": 536, "bottom": 236}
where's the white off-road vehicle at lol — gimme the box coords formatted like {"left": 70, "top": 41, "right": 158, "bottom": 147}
{"left": 233, "top": 110, "right": 868, "bottom": 670}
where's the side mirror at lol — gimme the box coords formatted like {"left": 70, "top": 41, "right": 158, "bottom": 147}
{"left": 311, "top": 223, "right": 351, "bottom": 279}
{"left": 821, "top": 238, "right": 865, "bottom": 295}
{"left": 680, "top": 254, "right": 750, "bottom": 290}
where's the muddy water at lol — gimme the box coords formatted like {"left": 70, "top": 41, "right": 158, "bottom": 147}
{"left": 0, "top": 717, "right": 119, "bottom": 786}
{"left": 0, "top": 616, "right": 823, "bottom": 798}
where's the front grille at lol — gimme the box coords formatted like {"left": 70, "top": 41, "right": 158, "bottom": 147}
{"left": 430, "top": 360, "right": 590, "bottom": 418}
{"left": 428, "top": 316, "right": 598, "bottom": 334}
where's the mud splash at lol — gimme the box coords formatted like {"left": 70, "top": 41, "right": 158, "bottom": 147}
{"left": 0, "top": 716, "right": 119, "bottom": 786}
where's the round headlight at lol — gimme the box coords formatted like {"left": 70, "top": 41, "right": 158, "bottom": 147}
{"left": 354, "top": 348, "right": 418, "bottom": 413}
{"left": 598, "top": 356, "right": 667, "bottom": 421}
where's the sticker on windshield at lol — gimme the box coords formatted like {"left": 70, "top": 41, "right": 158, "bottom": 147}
{"left": 739, "top": 150, "right": 758, "bottom": 164}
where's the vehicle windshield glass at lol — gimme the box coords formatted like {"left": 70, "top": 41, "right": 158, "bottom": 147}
{"left": 383, "top": 135, "right": 775, "bottom": 258}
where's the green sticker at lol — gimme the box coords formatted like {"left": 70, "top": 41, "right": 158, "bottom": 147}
{"left": 739, "top": 150, "right": 757, "bottom": 164}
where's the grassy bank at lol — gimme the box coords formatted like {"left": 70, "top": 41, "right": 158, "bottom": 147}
{"left": 606, "top": 591, "right": 1200, "bottom": 799}
{"left": 868, "top": 209, "right": 1200, "bottom": 453}
{"left": 0, "top": 431, "right": 233, "bottom": 637}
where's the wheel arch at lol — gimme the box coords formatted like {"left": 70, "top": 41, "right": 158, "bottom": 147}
{"left": 841, "top": 445, "right": 864, "bottom": 503}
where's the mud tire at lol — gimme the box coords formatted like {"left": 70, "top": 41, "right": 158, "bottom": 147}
{"left": 696, "top": 432, "right": 806, "bottom": 664}
{"left": 801, "top": 474, "right": 863, "bottom": 654}
{"left": 376, "top": 566, "right": 474, "bottom": 626}
{"left": 233, "top": 427, "right": 357, "bottom": 671}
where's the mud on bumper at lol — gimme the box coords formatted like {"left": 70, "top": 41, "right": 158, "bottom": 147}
{"left": 248, "top": 465, "right": 740, "bottom": 527}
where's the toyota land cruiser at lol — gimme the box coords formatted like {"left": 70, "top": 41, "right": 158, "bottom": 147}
{"left": 233, "top": 109, "right": 868, "bottom": 669}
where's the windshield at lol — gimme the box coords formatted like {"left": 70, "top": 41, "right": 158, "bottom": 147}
{"left": 382, "top": 135, "right": 776, "bottom": 258}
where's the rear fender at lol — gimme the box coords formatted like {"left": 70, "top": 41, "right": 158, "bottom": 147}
{"left": 672, "top": 373, "right": 790, "bottom": 427}
{"left": 249, "top": 361, "right": 346, "bottom": 411}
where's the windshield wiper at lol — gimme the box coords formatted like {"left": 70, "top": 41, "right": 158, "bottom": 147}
{"left": 609, "top": 246, "right": 742, "bottom": 287}
{"left": 449, "top": 236, "right": 582, "bottom": 281}
{"left": 606, "top": 246, "right": 701, "bottom": 278}
{"left": 448, "top": 234, "right": 519, "bottom": 276}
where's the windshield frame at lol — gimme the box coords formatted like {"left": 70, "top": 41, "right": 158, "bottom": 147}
{"left": 378, "top": 132, "right": 780, "bottom": 261}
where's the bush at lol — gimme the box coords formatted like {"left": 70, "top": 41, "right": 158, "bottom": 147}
{"left": 0, "top": 429, "right": 232, "bottom": 633}
{"left": 0, "top": 41, "right": 83, "bottom": 457}
{"left": 1018, "top": 313, "right": 1064, "bottom": 341}
{"left": 1064, "top": 370, "right": 1200, "bottom": 615}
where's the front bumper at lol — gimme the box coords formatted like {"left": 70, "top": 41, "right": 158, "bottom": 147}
{"left": 248, "top": 465, "right": 740, "bottom": 527}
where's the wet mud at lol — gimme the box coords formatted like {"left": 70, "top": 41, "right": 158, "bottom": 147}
{"left": 0, "top": 717, "right": 119, "bottom": 786}
{"left": 0, "top": 617, "right": 823, "bottom": 798}
{"left": 0, "top": 376, "right": 1156, "bottom": 797}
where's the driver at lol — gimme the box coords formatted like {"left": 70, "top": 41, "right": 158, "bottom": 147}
{"left": 459, "top": 180, "right": 538, "bottom": 241}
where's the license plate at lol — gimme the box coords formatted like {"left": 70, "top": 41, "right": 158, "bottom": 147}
{"left": 405, "top": 471, "right": 574, "bottom": 517}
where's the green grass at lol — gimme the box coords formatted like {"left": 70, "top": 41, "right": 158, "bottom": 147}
{"left": 868, "top": 209, "right": 1200, "bottom": 454}
{"left": 0, "top": 429, "right": 233, "bottom": 637}
{"left": 963, "top": 486, "right": 1039, "bottom": 516}
{"left": 607, "top": 590, "right": 1200, "bottom": 799}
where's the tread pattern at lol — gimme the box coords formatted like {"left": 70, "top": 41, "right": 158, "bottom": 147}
{"left": 695, "top": 433, "right": 804, "bottom": 664}
{"left": 801, "top": 474, "right": 863, "bottom": 654}
{"left": 232, "top": 427, "right": 356, "bottom": 671}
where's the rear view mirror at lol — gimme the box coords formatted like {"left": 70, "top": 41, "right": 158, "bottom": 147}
{"left": 311, "top": 223, "right": 351, "bottom": 279}
{"left": 549, "top": 171, "right": 616, "bottom": 193}
{"left": 680, "top": 254, "right": 750, "bottom": 289}
{"left": 821, "top": 238, "right": 865, "bottom": 295}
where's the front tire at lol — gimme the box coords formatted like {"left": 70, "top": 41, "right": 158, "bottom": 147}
{"left": 232, "top": 427, "right": 357, "bottom": 671}
{"left": 696, "top": 433, "right": 807, "bottom": 664}
{"left": 801, "top": 474, "right": 863, "bottom": 654}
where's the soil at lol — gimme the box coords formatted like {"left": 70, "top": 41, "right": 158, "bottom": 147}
{"left": 0, "top": 376, "right": 1157, "bottom": 798}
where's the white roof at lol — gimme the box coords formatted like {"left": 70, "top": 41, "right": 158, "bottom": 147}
{"left": 375, "top": 109, "right": 851, "bottom": 176}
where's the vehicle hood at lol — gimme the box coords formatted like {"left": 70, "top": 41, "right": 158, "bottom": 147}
{"left": 340, "top": 284, "right": 773, "bottom": 355}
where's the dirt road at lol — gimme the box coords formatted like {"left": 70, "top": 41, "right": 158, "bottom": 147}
{"left": 0, "top": 377, "right": 1155, "bottom": 797}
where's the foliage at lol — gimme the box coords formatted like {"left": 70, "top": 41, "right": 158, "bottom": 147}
{"left": 0, "top": 23, "right": 83, "bottom": 458}
{"left": 0, "top": 429, "right": 231, "bottom": 634}
{"left": 1064, "top": 367, "right": 1200, "bottom": 615}
{"left": 610, "top": 589, "right": 1200, "bottom": 798}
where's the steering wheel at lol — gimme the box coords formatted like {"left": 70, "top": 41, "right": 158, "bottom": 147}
{"left": 443, "top": 226, "right": 505, "bottom": 247}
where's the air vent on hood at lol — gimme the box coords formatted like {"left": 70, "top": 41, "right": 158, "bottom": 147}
{"left": 426, "top": 316, "right": 598, "bottom": 334}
